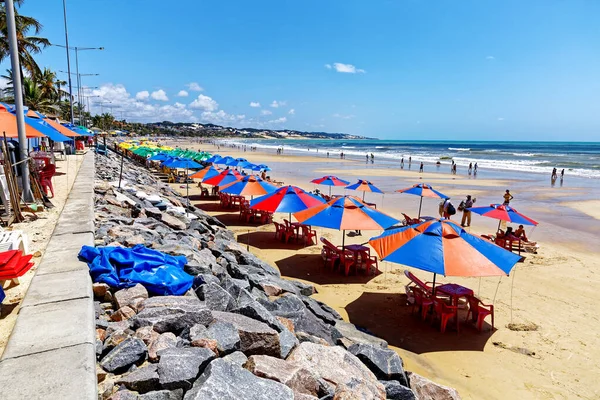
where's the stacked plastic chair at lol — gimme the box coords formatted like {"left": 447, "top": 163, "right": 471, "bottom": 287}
{"left": 0, "top": 249, "right": 34, "bottom": 284}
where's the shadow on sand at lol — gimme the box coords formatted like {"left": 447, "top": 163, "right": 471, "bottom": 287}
{"left": 345, "top": 292, "right": 495, "bottom": 354}
{"left": 346, "top": 292, "right": 494, "bottom": 354}
{"left": 276, "top": 254, "right": 380, "bottom": 285}
{"left": 236, "top": 231, "right": 308, "bottom": 251}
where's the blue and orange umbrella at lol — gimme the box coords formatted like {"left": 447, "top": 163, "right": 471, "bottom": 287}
{"left": 219, "top": 175, "right": 278, "bottom": 197}
{"left": 346, "top": 179, "right": 383, "bottom": 201}
{"left": 369, "top": 219, "right": 522, "bottom": 292}
{"left": 311, "top": 175, "right": 350, "bottom": 196}
{"left": 190, "top": 165, "right": 221, "bottom": 180}
{"left": 203, "top": 169, "right": 243, "bottom": 186}
{"left": 467, "top": 204, "right": 538, "bottom": 227}
{"left": 294, "top": 195, "right": 400, "bottom": 248}
{"left": 250, "top": 185, "right": 325, "bottom": 220}
{"left": 396, "top": 183, "right": 448, "bottom": 219}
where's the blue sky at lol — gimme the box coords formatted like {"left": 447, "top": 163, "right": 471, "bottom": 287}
{"left": 7, "top": 0, "right": 600, "bottom": 140}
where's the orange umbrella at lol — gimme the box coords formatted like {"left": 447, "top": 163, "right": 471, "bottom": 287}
{"left": 219, "top": 175, "right": 278, "bottom": 197}
{"left": 43, "top": 118, "right": 80, "bottom": 137}
{"left": 0, "top": 109, "right": 44, "bottom": 138}
{"left": 190, "top": 165, "right": 221, "bottom": 180}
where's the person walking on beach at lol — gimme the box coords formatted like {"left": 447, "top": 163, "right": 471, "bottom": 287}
{"left": 366, "top": 154, "right": 369, "bottom": 163}
{"left": 474, "top": 162, "right": 478, "bottom": 174}
{"left": 460, "top": 195, "right": 475, "bottom": 227}
{"left": 468, "top": 162, "right": 473, "bottom": 174}
{"left": 442, "top": 197, "right": 455, "bottom": 219}
{"left": 503, "top": 189, "right": 513, "bottom": 205}
{"left": 370, "top": 153, "right": 374, "bottom": 163}
{"left": 419, "top": 162, "right": 424, "bottom": 173}
{"left": 561, "top": 169, "right": 565, "bottom": 180}
{"left": 452, "top": 164, "right": 457, "bottom": 175}
{"left": 551, "top": 167, "right": 558, "bottom": 180}
{"left": 400, "top": 158, "right": 404, "bottom": 169}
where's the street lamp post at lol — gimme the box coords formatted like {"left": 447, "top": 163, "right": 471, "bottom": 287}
{"left": 4, "top": 0, "right": 32, "bottom": 201}
{"left": 62, "top": 0, "right": 74, "bottom": 124}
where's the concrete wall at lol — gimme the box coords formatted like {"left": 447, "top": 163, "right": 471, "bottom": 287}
{"left": 0, "top": 152, "right": 96, "bottom": 399}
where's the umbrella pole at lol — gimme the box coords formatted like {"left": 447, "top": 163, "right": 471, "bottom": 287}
{"left": 431, "top": 273, "right": 437, "bottom": 297}
{"left": 418, "top": 196, "right": 423, "bottom": 219}
{"left": 289, "top": 212, "right": 291, "bottom": 222}
{"left": 362, "top": 191, "right": 365, "bottom": 201}
{"left": 186, "top": 166, "right": 189, "bottom": 211}
{"left": 342, "top": 230, "right": 345, "bottom": 251}
{"left": 329, "top": 186, "right": 331, "bottom": 197}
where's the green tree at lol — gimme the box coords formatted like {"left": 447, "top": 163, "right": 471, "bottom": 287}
{"left": 0, "top": 1, "right": 50, "bottom": 79}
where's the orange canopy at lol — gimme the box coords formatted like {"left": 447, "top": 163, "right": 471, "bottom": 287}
{"left": 43, "top": 118, "right": 79, "bottom": 137}
{"left": 0, "top": 110, "right": 44, "bottom": 138}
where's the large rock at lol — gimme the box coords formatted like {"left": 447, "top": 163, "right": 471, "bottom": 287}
{"left": 184, "top": 359, "right": 293, "bottom": 400}
{"left": 279, "top": 328, "right": 299, "bottom": 359}
{"left": 196, "top": 282, "right": 236, "bottom": 312}
{"left": 184, "top": 248, "right": 218, "bottom": 276}
{"left": 132, "top": 296, "right": 212, "bottom": 334}
{"left": 222, "top": 351, "right": 248, "bottom": 366}
{"left": 269, "top": 294, "right": 334, "bottom": 344}
{"left": 148, "top": 332, "right": 178, "bottom": 362}
{"left": 100, "top": 337, "right": 148, "bottom": 373}
{"left": 138, "top": 389, "right": 184, "bottom": 400}
{"left": 287, "top": 342, "right": 385, "bottom": 399}
{"left": 206, "top": 320, "right": 241, "bottom": 355}
{"left": 161, "top": 213, "right": 187, "bottom": 230}
{"left": 211, "top": 311, "right": 280, "bottom": 357}
{"left": 232, "top": 301, "right": 285, "bottom": 332}
{"left": 157, "top": 347, "right": 216, "bottom": 390}
{"left": 116, "top": 363, "right": 160, "bottom": 393}
{"left": 114, "top": 284, "right": 148, "bottom": 310}
{"left": 406, "top": 372, "right": 461, "bottom": 400}
{"left": 301, "top": 296, "right": 342, "bottom": 325}
{"left": 332, "top": 320, "right": 388, "bottom": 348}
{"left": 107, "top": 390, "right": 138, "bottom": 400}
{"left": 244, "top": 355, "right": 320, "bottom": 397}
{"left": 135, "top": 326, "right": 160, "bottom": 346}
{"left": 219, "top": 277, "right": 255, "bottom": 308}
{"left": 348, "top": 343, "right": 409, "bottom": 386}
{"left": 380, "top": 380, "right": 416, "bottom": 400}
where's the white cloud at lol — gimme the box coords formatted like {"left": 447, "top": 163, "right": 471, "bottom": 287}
{"left": 270, "top": 100, "right": 286, "bottom": 108}
{"left": 486, "top": 56, "right": 495, "bottom": 61}
{"left": 200, "top": 110, "right": 246, "bottom": 125}
{"left": 288, "top": 109, "right": 295, "bottom": 115}
{"left": 189, "top": 94, "right": 219, "bottom": 111}
{"left": 327, "top": 63, "right": 366, "bottom": 74}
{"left": 249, "top": 102, "right": 261, "bottom": 108}
{"left": 89, "top": 83, "right": 196, "bottom": 122}
{"left": 497, "top": 117, "right": 505, "bottom": 121}
{"left": 151, "top": 89, "right": 169, "bottom": 101}
{"left": 260, "top": 109, "right": 272, "bottom": 115}
{"left": 135, "top": 90, "right": 149, "bottom": 100}
{"left": 332, "top": 113, "right": 355, "bottom": 119}
{"left": 269, "top": 117, "right": 287, "bottom": 124}
{"left": 177, "top": 90, "right": 189, "bottom": 97}
{"left": 186, "top": 82, "right": 204, "bottom": 92}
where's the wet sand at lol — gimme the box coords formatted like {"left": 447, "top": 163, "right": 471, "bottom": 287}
{"left": 168, "top": 140, "right": 600, "bottom": 400}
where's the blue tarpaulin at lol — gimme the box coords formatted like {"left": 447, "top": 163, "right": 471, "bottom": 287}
{"left": 79, "top": 245, "right": 193, "bottom": 295}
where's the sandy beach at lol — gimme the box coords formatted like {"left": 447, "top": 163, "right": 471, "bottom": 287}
{"left": 166, "top": 140, "right": 600, "bottom": 399}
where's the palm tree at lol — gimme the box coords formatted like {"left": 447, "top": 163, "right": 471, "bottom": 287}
{"left": 37, "top": 67, "right": 58, "bottom": 101}
{"left": 0, "top": 1, "right": 50, "bottom": 79}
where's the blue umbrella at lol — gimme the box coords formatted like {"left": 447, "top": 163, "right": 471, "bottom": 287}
{"left": 226, "top": 157, "right": 248, "bottom": 167}
{"left": 217, "top": 156, "right": 236, "bottom": 165}
{"left": 252, "top": 164, "right": 272, "bottom": 172}
{"left": 345, "top": 180, "right": 383, "bottom": 201}
{"left": 23, "top": 115, "right": 70, "bottom": 142}
{"left": 164, "top": 158, "right": 203, "bottom": 169}
{"left": 205, "top": 154, "right": 222, "bottom": 163}
{"left": 62, "top": 123, "right": 92, "bottom": 136}
{"left": 395, "top": 183, "right": 448, "bottom": 219}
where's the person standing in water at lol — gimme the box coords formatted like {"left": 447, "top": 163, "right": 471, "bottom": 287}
{"left": 400, "top": 158, "right": 404, "bottom": 169}
{"left": 474, "top": 162, "right": 478, "bottom": 173}
{"left": 468, "top": 162, "right": 473, "bottom": 174}
{"left": 419, "top": 162, "right": 424, "bottom": 173}
{"left": 561, "top": 169, "right": 565, "bottom": 180}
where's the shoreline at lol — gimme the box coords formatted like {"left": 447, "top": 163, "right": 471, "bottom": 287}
{"left": 166, "top": 138, "right": 600, "bottom": 399}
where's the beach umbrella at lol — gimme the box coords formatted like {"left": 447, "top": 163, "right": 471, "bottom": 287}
{"left": 467, "top": 204, "right": 538, "bottom": 230}
{"left": 216, "top": 156, "right": 236, "bottom": 165}
{"left": 345, "top": 179, "right": 383, "bottom": 201}
{"left": 252, "top": 164, "right": 271, "bottom": 172}
{"left": 250, "top": 185, "right": 326, "bottom": 221}
{"left": 294, "top": 195, "right": 400, "bottom": 248}
{"left": 42, "top": 117, "right": 80, "bottom": 137}
{"left": 161, "top": 158, "right": 203, "bottom": 208}
{"left": 206, "top": 154, "right": 223, "bottom": 163}
{"left": 203, "top": 169, "right": 243, "bottom": 187}
{"left": 395, "top": 183, "right": 448, "bottom": 219}
{"left": 0, "top": 108, "right": 44, "bottom": 138}
{"left": 369, "top": 218, "right": 522, "bottom": 293}
{"left": 226, "top": 157, "right": 248, "bottom": 167}
{"left": 311, "top": 175, "right": 350, "bottom": 196}
{"left": 148, "top": 153, "right": 170, "bottom": 161}
{"left": 190, "top": 165, "right": 221, "bottom": 180}
{"left": 219, "top": 175, "right": 278, "bottom": 198}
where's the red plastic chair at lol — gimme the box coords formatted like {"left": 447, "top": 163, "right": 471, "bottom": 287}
{"left": 340, "top": 249, "right": 356, "bottom": 276}
{"left": 412, "top": 287, "right": 433, "bottom": 321}
{"left": 300, "top": 225, "right": 317, "bottom": 246}
{"left": 39, "top": 164, "right": 56, "bottom": 198}
{"left": 320, "top": 245, "right": 339, "bottom": 270}
{"left": 433, "top": 298, "right": 459, "bottom": 333}
{"left": 402, "top": 213, "right": 420, "bottom": 225}
{"left": 466, "top": 295, "right": 494, "bottom": 332}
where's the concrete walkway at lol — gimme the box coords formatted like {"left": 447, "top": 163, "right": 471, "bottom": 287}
{"left": 0, "top": 152, "right": 96, "bottom": 399}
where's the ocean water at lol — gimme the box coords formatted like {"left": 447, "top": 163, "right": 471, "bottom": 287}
{"left": 222, "top": 139, "right": 600, "bottom": 179}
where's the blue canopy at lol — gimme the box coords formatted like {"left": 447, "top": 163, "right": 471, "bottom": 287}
{"left": 205, "top": 154, "right": 223, "bottom": 163}
{"left": 148, "top": 153, "right": 170, "bottom": 161}
{"left": 252, "top": 164, "right": 272, "bottom": 172}
{"left": 217, "top": 156, "right": 236, "bottom": 165}
{"left": 63, "top": 123, "right": 92, "bottom": 136}
{"left": 163, "top": 158, "right": 203, "bottom": 169}
{"left": 24, "top": 116, "right": 71, "bottom": 142}
{"left": 226, "top": 157, "right": 248, "bottom": 167}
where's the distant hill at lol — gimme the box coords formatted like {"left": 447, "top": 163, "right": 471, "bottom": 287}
{"left": 145, "top": 121, "right": 373, "bottom": 140}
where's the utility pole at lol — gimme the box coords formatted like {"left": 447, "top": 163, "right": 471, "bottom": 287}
{"left": 5, "top": 0, "right": 33, "bottom": 202}
{"left": 62, "top": 0, "right": 74, "bottom": 124}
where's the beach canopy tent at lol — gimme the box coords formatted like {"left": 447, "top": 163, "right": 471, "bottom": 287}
{"left": 294, "top": 195, "right": 400, "bottom": 248}
{"left": 0, "top": 108, "right": 44, "bottom": 138}
{"left": 369, "top": 218, "right": 522, "bottom": 292}
{"left": 467, "top": 204, "right": 538, "bottom": 227}
{"left": 203, "top": 169, "right": 243, "bottom": 186}
{"left": 219, "top": 175, "right": 278, "bottom": 197}
{"left": 43, "top": 118, "right": 80, "bottom": 137}
{"left": 63, "top": 123, "right": 93, "bottom": 136}
{"left": 16, "top": 110, "right": 71, "bottom": 142}
{"left": 396, "top": 183, "right": 448, "bottom": 219}
{"left": 311, "top": 175, "right": 350, "bottom": 196}
{"left": 346, "top": 179, "right": 383, "bottom": 201}
{"left": 250, "top": 185, "right": 325, "bottom": 220}
{"left": 190, "top": 165, "right": 221, "bottom": 180}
